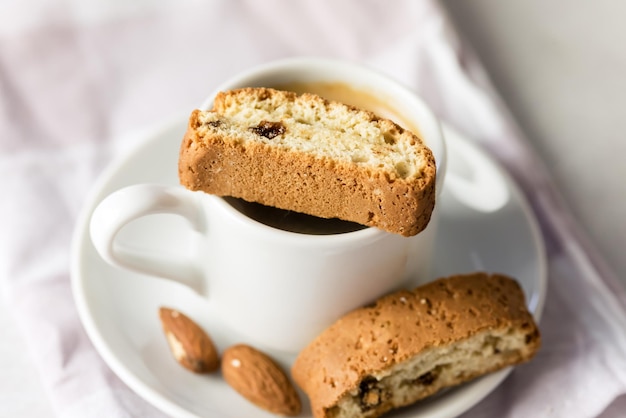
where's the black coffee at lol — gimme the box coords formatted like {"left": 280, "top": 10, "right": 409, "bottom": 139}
{"left": 224, "top": 197, "right": 366, "bottom": 235}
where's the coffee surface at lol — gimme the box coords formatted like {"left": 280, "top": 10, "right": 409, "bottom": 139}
{"left": 224, "top": 197, "right": 366, "bottom": 235}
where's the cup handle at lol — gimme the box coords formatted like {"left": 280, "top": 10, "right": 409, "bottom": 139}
{"left": 90, "top": 184, "right": 205, "bottom": 293}
{"left": 442, "top": 126, "right": 510, "bottom": 212}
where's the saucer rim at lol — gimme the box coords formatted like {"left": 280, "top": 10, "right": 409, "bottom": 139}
{"left": 70, "top": 118, "right": 547, "bottom": 418}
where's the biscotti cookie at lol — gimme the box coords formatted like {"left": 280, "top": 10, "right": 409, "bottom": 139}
{"left": 291, "top": 272, "right": 541, "bottom": 418}
{"left": 178, "top": 87, "right": 436, "bottom": 236}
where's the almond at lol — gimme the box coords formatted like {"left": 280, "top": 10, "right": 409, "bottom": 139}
{"left": 158, "top": 307, "right": 219, "bottom": 373}
{"left": 222, "top": 344, "right": 301, "bottom": 416}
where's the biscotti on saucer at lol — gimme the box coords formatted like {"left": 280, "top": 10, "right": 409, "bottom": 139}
{"left": 291, "top": 272, "right": 541, "bottom": 418}
{"left": 178, "top": 87, "right": 436, "bottom": 236}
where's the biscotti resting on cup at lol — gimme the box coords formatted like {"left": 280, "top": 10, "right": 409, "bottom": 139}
{"left": 291, "top": 272, "right": 541, "bottom": 418}
{"left": 178, "top": 87, "right": 437, "bottom": 236}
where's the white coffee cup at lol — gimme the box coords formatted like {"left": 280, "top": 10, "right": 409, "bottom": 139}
{"left": 90, "top": 57, "right": 447, "bottom": 352}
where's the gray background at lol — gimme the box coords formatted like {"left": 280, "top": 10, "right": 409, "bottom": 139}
{"left": 442, "top": 0, "right": 626, "bottom": 284}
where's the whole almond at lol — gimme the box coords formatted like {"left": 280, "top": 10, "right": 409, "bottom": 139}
{"left": 158, "top": 307, "right": 219, "bottom": 373}
{"left": 222, "top": 344, "right": 301, "bottom": 416}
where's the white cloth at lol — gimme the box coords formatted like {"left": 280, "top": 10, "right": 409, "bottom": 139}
{"left": 1, "top": 1, "right": 625, "bottom": 417}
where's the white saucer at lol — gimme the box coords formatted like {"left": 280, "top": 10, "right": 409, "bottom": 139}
{"left": 71, "top": 119, "right": 546, "bottom": 418}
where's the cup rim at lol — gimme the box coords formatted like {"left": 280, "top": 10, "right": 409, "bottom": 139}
{"left": 208, "top": 194, "right": 389, "bottom": 245}
{"left": 201, "top": 56, "right": 446, "bottom": 243}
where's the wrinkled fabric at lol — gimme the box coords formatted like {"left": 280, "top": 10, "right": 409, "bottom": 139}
{"left": 0, "top": 1, "right": 625, "bottom": 417}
